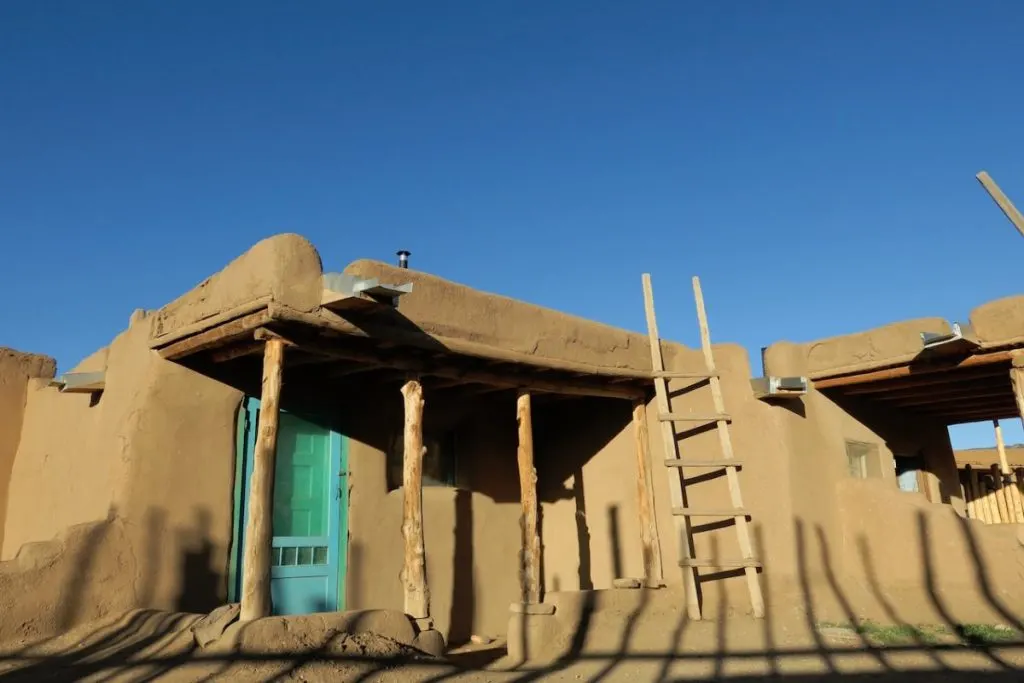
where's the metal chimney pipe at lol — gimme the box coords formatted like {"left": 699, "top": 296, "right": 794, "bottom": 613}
{"left": 397, "top": 250, "right": 410, "bottom": 269}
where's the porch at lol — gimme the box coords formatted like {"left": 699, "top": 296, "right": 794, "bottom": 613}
{"left": 149, "top": 276, "right": 666, "bottom": 643}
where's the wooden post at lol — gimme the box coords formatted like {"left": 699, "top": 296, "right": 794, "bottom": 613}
{"left": 991, "top": 464, "right": 1010, "bottom": 524}
{"left": 400, "top": 379, "right": 430, "bottom": 621}
{"left": 239, "top": 337, "right": 286, "bottom": 622}
{"left": 516, "top": 391, "right": 542, "bottom": 604}
{"left": 1011, "top": 363, "right": 1024, "bottom": 428}
{"left": 632, "top": 400, "right": 664, "bottom": 587}
{"left": 968, "top": 466, "right": 989, "bottom": 524}
{"left": 962, "top": 468, "right": 977, "bottom": 520}
{"left": 995, "top": 420, "right": 1024, "bottom": 523}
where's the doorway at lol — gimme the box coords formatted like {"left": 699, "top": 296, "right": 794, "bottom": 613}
{"left": 229, "top": 397, "right": 349, "bottom": 615}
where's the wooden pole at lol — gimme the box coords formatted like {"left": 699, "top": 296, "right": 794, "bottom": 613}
{"left": 962, "top": 468, "right": 977, "bottom": 520}
{"left": 968, "top": 466, "right": 989, "bottom": 524}
{"left": 976, "top": 171, "right": 1024, "bottom": 239}
{"left": 516, "top": 391, "right": 542, "bottom": 604}
{"left": 632, "top": 400, "right": 664, "bottom": 587}
{"left": 995, "top": 421, "right": 1024, "bottom": 523}
{"left": 239, "top": 337, "right": 286, "bottom": 622}
{"left": 400, "top": 379, "right": 430, "bottom": 620}
{"left": 991, "top": 464, "right": 1010, "bottom": 524}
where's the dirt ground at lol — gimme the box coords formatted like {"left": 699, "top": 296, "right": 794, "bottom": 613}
{"left": 2, "top": 603, "right": 1024, "bottom": 682}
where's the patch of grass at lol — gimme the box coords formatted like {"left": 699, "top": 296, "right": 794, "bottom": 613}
{"left": 957, "top": 624, "right": 1020, "bottom": 645}
{"left": 853, "top": 621, "right": 937, "bottom": 645}
{"left": 817, "top": 620, "right": 1022, "bottom": 647}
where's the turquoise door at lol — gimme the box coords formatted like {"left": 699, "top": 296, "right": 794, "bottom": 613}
{"left": 229, "top": 397, "right": 348, "bottom": 615}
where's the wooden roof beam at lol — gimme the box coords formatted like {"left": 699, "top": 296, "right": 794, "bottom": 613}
{"left": 814, "top": 350, "right": 1014, "bottom": 390}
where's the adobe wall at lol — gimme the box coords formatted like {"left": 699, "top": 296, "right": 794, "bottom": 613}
{"left": 0, "top": 349, "right": 56, "bottom": 552}
{"left": 764, "top": 293, "right": 1024, "bottom": 380}
{"left": 1, "top": 313, "right": 240, "bottom": 642}
{"left": 761, "top": 342, "right": 1024, "bottom": 624}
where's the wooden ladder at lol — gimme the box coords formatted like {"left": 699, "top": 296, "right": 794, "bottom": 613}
{"left": 641, "top": 273, "right": 765, "bottom": 620}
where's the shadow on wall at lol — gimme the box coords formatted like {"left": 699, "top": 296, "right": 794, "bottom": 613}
{"left": 2, "top": 510, "right": 1024, "bottom": 680}
{"left": 0, "top": 503, "right": 227, "bottom": 648}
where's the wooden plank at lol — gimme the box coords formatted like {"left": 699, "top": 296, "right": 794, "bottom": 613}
{"left": 976, "top": 171, "right": 1024, "bottom": 239}
{"left": 516, "top": 391, "right": 542, "bottom": 604}
{"left": 813, "top": 350, "right": 1015, "bottom": 390}
{"left": 680, "top": 558, "right": 762, "bottom": 569}
{"left": 664, "top": 459, "right": 743, "bottom": 468}
{"left": 671, "top": 507, "right": 750, "bottom": 517}
{"left": 632, "top": 400, "right": 664, "bottom": 587}
{"left": 659, "top": 412, "right": 731, "bottom": 423}
{"left": 642, "top": 274, "right": 702, "bottom": 620}
{"left": 692, "top": 276, "right": 765, "bottom": 619}
{"left": 149, "top": 296, "right": 274, "bottom": 349}
{"left": 653, "top": 370, "right": 718, "bottom": 379}
{"left": 400, "top": 379, "right": 431, "bottom": 620}
{"left": 239, "top": 338, "right": 286, "bottom": 622}
{"left": 157, "top": 309, "right": 273, "bottom": 360}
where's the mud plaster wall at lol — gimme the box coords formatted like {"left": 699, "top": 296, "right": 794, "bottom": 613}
{"left": 0, "top": 349, "right": 56, "bottom": 552}
{"left": 762, "top": 344, "right": 1024, "bottom": 623}
{"left": 338, "top": 386, "right": 660, "bottom": 645}
{"left": 342, "top": 260, "right": 655, "bottom": 372}
{"left": 764, "top": 293, "right": 1024, "bottom": 380}
{"left": 151, "top": 233, "right": 323, "bottom": 339}
{"left": 2, "top": 316, "right": 240, "bottom": 640}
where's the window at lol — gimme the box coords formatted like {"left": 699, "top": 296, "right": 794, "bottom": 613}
{"left": 386, "top": 430, "right": 458, "bottom": 491}
{"left": 845, "top": 440, "right": 876, "bottom": 479}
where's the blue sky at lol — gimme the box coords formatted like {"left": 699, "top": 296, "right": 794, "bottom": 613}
{"left": 2, "top": 1, "right": 1022, "bottom": 448}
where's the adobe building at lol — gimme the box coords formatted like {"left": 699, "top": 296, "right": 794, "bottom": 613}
{"left": 2, "top": 233, "right": 1024, "bottom": 653}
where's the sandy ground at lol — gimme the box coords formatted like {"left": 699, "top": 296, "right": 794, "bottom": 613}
{"left": 2, "top": 606, "right": 1024, "bottom": 682}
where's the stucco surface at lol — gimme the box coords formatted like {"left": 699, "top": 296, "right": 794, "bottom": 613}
{"left": 763, "top": 318, "right": 952, "bottom": 378}
{"left": 342, "top": 259, "right": 662, "bottom": 373}
{"left": 151, "top": 233, "right": 323, "bottom": 340}
{"left": 970, "top": 294, "right": 1024, "bottom": 344}
{"left": 0, "top": 349, "right": 56, "bottom": 552}
{"left": 2, "top": 312, "right": 240, "bottom": 632}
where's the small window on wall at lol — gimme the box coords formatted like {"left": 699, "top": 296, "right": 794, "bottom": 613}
{"left": 845, "top": 440, "right": 877, "bottom": 479}
{"left": 386, "top": 430, "right": 458, "bottom": 491}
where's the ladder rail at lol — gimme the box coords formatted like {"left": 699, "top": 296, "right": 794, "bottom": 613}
{"left": 691, "top": 276, "right": 766, "bottom": 618}
{"left": 641, "top": 274, "right": 702, "bottom": 621}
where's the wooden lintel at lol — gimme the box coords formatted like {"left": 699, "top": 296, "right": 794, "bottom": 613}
{"left": 157, "top": 308, "right": 273, "bottom": 360}
{"left": 814, "top": 350, "right": 1016, "bottom": 390}
{"left": 516, "top": 391, "right": 542, "bottom": 604}
{"left": 840, "top": 365, "right": 1009, "bottom": 396}
{"left": 400, "top": 379, "right": 430, "bottom": 620}
{"left": 239, "top": 337, "right": 286, "bottom": 622}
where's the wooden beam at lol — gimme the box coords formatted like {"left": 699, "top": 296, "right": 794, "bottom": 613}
{"left": 632, "top": 400, "right": 663, "bottom": 587}
{"left": 400, "top": 379, "right": 430, "bottom": 621}
{"left": 841, "top": 366, "right": 1009, "bottom": 396}
{"left": 994, "top": 421, "right": 1024, "bottom": 523}
{"left": 157, "top": 309, "right": 273, "bottom": 360}
{"left": 976, "top": 171, "right": 1024, "bottom": 239}
{"left": 239, "top": 337, "right": 286, "bottom": 622}
{"left": 273, "top": 336, "right": 646, "bottom": 401}
{"left": 516, "top": 391, "right": 542, "bottom": 604}
{"left": 814, "top": 350, "right": 1015, "bottom": 390}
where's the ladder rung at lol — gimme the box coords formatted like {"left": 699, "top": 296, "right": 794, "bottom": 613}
{"left": 653, "top": 370, "right": 719, "bottom": 379}
{"left": 672, "top": 507, "right": 750, "bottom": 517}
{"left": 664, "top": 459, "right": 742, "bottom": 468}
{"left": 680, "top": 558, "right": 762, "bottom": 569}
{"left": 659, "top": 412, "right": 731, "bottom": 423}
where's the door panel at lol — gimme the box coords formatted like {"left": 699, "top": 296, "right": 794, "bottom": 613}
{"left": 230, "top": 399, "right": 348, "bottom": 615}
